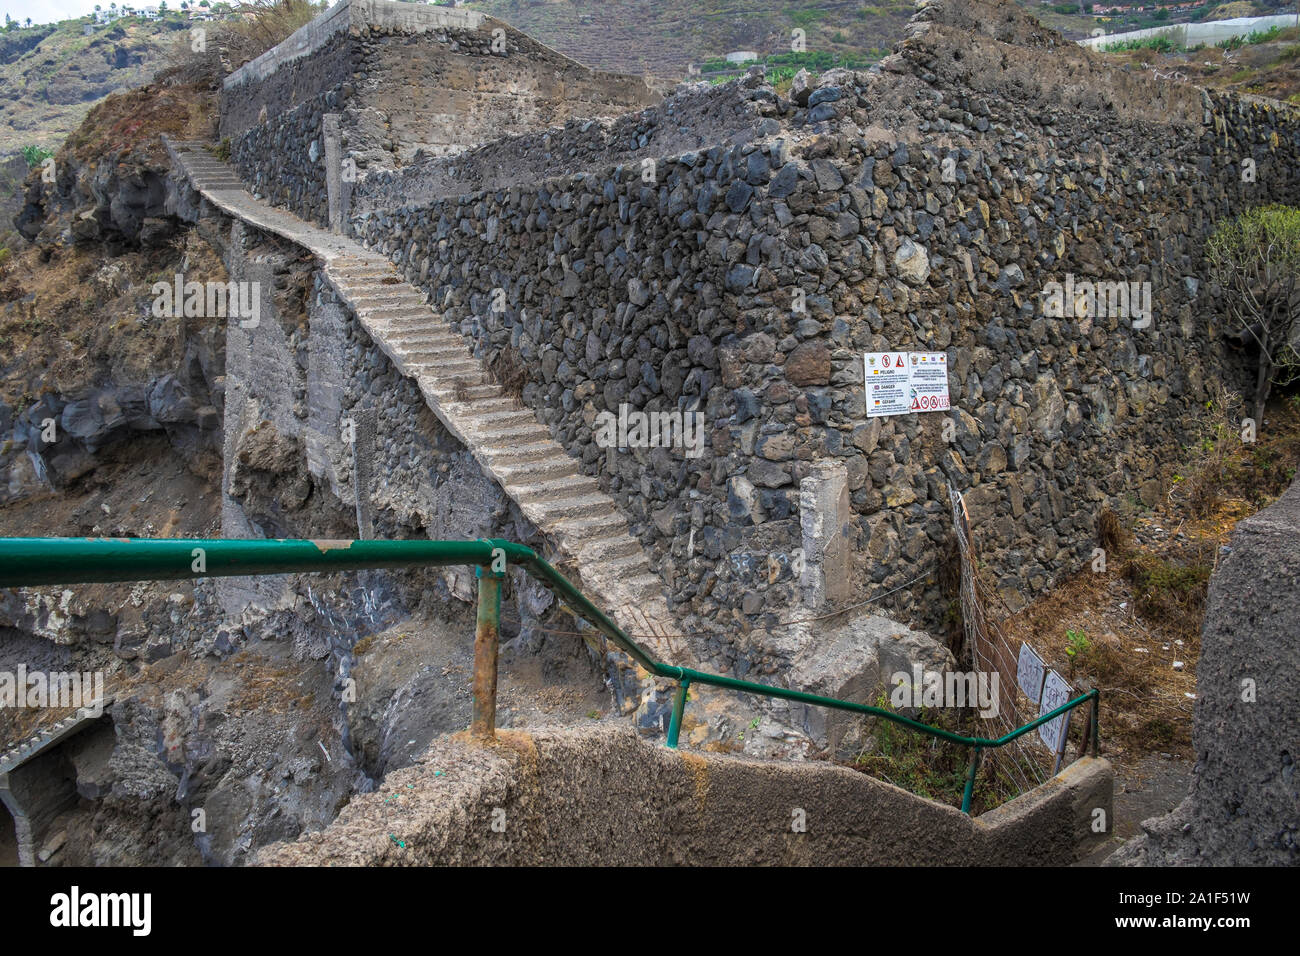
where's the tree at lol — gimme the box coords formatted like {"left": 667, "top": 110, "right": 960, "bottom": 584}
{"left": 1206, "top": 204, "right": 1300, "bottom": 426}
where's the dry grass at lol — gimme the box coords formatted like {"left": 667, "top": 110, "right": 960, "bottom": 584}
{"left": 488, "top": 345, "right": 529, "bottom": 399}
{"left": 218, "top": 1, "right": 322, "bottom": 73}
{"left": 61, "top": 80, "right": 216, "bottom": 165}
{"left": 156, "top": 1, "right": 322, "bottom": 86}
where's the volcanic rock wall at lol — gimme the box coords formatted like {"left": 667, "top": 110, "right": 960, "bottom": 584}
{"left": 344, "top": 0, "right": 1300, "bottom": 675}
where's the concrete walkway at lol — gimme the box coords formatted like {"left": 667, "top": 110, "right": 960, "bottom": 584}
{"left": 165, "top": 139, "right": 687, "bottom": 668}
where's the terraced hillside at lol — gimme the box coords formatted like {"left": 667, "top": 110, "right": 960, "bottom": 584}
{"left": 462, "top": 0, "right": 914, "bottom": 79}
{"left": 0, "top": 15, "right": 179, "bottom": 157}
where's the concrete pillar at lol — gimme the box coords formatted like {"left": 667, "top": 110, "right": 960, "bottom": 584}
{"left": 0, "top": 754, "right": 78, "bottom": 868}
{"left": 322, "top": 114, "right": 349, "bottom": 235}
{"left": 799, "top": 460, "right": 852, "bottom": 608}
{"left": 352, "top": 405, "right": 377, "bottom": 539}
{"left": 306, "top": 294, "right": 350, "bottom": 499}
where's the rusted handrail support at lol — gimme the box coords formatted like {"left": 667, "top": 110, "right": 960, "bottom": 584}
{"left": 472, "top": 563, "right": 503, "bottom": 741}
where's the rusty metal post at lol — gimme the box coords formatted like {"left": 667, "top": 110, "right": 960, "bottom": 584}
{"left": 472, "top": 562, "right": 503, "bottom": 741}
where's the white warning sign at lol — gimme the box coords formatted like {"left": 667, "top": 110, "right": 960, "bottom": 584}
{"left": 908, "top": 352, "right": 951, "bottom": 413}
{"left": 864, "top": 351, "right": 912, "bottom": 418}
{"left": 863, "top": 350, "right": 951, "bottom": 418}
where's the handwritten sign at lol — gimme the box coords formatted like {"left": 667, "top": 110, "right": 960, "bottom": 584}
{"left": 1038, "top": 669, "right": 1073, "bottom": 754}
{"left": 1017, "top": 642, "right": 1047, "bottom": 703}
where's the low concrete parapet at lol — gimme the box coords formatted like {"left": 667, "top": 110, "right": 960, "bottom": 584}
{"left": 257, "top": 725, "right": 1112, "bottom": 865}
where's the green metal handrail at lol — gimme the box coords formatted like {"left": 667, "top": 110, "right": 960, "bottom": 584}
{"left": 0, "top": 536, "right": 1100, "bottom": 813}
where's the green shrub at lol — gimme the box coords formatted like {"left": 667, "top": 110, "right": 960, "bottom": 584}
{"left": 20, "top": 145, "right": 54, "bottom": 169}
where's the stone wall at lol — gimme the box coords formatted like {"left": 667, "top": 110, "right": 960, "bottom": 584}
{"left": 348, "top": 0, "right": 1300, "bottom": 674}
{"left": 220, "top": 0, "right": 659, "bottom": 228}
{"left": 351, "top": 78, "right": 774, "bottom": 214}
{"left": 229, "top": 92, "right": 338, "bottom": 227}
{"left": 220, "top": 25, "right": 352, "bottom": 138}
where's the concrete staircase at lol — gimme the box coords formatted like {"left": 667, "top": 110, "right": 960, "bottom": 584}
{"left": 166, "top": 139, "right": 686, "bottom": 666}
{"left": 0, "top": 697, "right": 112, "bottom": 778}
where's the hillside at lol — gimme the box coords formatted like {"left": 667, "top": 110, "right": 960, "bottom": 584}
{"left": 461, "top": 0, "right": 1300, "bottom": 83}
{"left": 462, "top": 0, "right": 914, "bottom": 79}
{"left": 0, "top": 14, "right": 183, "bottom": 158}
{"left": 1093, "top": 21, "right": 1300, "bottom": 104}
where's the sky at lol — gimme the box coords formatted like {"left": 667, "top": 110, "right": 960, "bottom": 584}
{"left": 1, "top": 2, "right": 109, "bottom": 26}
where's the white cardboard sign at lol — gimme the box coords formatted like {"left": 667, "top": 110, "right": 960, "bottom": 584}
{"left": 864, "top": 351, "right": 950, "bottom": 417}
{"left": 1017, "top": 642, "right": 1046, "bottom": 704}
{"left": 1038, "top": 669, "right": 1073, "bottom": 754}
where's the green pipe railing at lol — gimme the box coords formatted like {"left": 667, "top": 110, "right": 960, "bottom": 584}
{"left": 0, "top": 537, "right": 1100, "bottom": 814}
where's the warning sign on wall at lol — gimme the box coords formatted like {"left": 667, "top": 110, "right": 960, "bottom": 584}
{"left": 908, "top": 352, "right": 950, "bottom": 412}
{"left": 864, "top": 352, "right": 912, "bottom": 417}
{"left": 864, "top": 351, "right": 951, "bottom": 418}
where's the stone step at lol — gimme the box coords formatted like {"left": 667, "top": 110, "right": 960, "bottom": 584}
{"left": 431, "top": 383, "right": 501, "bottom": 402}
{"left": 537, "top": 493, "right": 616, "bottom": 521}
{"left": 492, "top": 456, "right": 580, "bottom": 482}
{"left": 553, "top": 513, "right": 631, "bottom": 541}
{"left": 379, "top": 309, "right": 444, "bottom": 324}
{"left": 330, "top": 262, "right": 396, "bottom": 275}
{"left": 399, "top": 347, "right": 474, "bottom": 365}
{"left": 350, "top": 295, "right": 429, "bottom": 311}
{"left": 474, "top": 421, "right": 551, "bottom": 442}
{"left": 598, "top": 550, "right": 653, "bottom": 576}
{"left": 398, "top": 343, "right": 473, "bottom": 360}
{"left": 504, "top": 474, "right": 602, "bottom": 499}
{"left": 404, "top": 358, "right": 483, "bottom": 378}
{"left": 620, "top": 572, "right": 666, "bottom": 597}
{"left": 461, "top": 397, "right": 520, "bottom": 414}
{"left": 578, "top": 534, "right": 644, "bottom": 563}
{"left": 471, "top": 409, "right": 537, "bottom": 427}
{"left": 332, "top": 279, "right": 407, "bottom": 293}
{"left": 482, "top": 440, "right": 562, "bottom": 464}
{"left": 336, "top": 276, "right": 409, "bottom": 289}
{"left": 384, "top": 333, "right": 465, "bottom": 350}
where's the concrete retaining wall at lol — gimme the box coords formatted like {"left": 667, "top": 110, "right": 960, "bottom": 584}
{"left": 256, "top": 725, "right": 1113, "bottom": 865}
